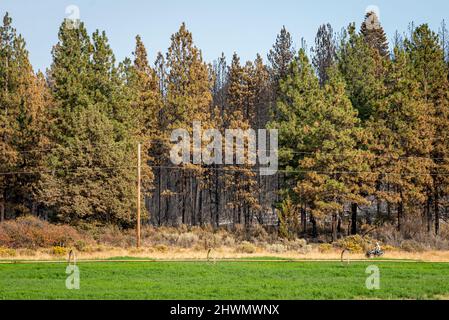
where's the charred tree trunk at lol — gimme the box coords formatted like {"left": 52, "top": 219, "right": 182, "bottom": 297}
{"left": 191, "top": 174, "right": 196, "bottom": 226}
{"left": 337, "top": 213, "right": 342, "bottom": 234}
{"left": 198, "top": 186, "right": 203, "bottom": 226}
{"left": 331, "top": 213, "right": 338, "bottom": 242}
{"left": 426, "top": 194, "right": 432, "bottom": 233}
{"left": 301, "top": 204, "right": 307, "bottom": 233}
{"left": 435, "top": 189, "right": 440, "bottom": 235}
{"left": 214, "top": 168, "right": 220, "bottom": 228}
{"left": 165, "top": 170, "right": 171, "bottom": 225}
{"left": 0, "top": 199, "right": 4, "bottom": 222}
{"left": 158, "top": 167, "right": 162, "bottom": 226}
{"left": 310, "top": 214, "right": 317, "bottom": 238}
{"left": 397, "top": 201, "right": 403, "bottom": 232}
{"left": 351, "top": 203, "right": 357, "bottom": 235}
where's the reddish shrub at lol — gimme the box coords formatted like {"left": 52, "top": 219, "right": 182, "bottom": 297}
{"left": 0, "top": 216, "right": 90, "bottom": 249}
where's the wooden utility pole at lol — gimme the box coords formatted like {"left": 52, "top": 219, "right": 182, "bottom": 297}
{"left": 137, "top": 143, "right": 141, "bottom": 248}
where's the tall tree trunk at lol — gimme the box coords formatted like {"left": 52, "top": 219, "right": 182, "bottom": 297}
{"left": 310, "top": 214, "right": 317, "bottom": 238}
{"left": 337, "top": 213, "right": 342, "bottom": 234}
{"left": 191, "top": 175, "right": 196, "bottom": 226}
{"left": 198, "top": 186, "right": 203, "bottom": 226}
{"left": 331, "top": 213, "right": 338, "bottom": 242}
{"left": 32, "top": 202, "right": 38, "bottom": 216}
{"left": 214, "top": 167, "right": 220, "bottom": 228}
{"left": 387, "top": 202, "right": 391, "bottom": 220}
{"left": 165, "top": 170, "right": 171, "bottom": 225}
{"left": 158, "top": 167, "right": 162, "bottom": 226}
{"left": 426, "top": 194, "right": 432, "bottom": 233}
{"left": 397, "top": 201, "right": 403, "bottom": 232}
{"left": 301, "top": 204, "right": 307, "bottom": 233}
{"left": 435, "top": 189, "right": 440, "bottom": 235}
{"left": 351, "top": 203, "right": 357, "bottom": 235}
{"left": 376, "top": 198, "right": 381, "bottom": 221}
{"left": 0, "top": 199, "right": 4, "bottom": 222}
{"left": 376, "top": 178, "right": 382, "bottom": 221}
{"left": 181, "top": 172, "right": 186, "bottom": 225}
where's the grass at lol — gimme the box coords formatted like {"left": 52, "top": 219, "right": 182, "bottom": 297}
{"left": 1, "top": 260, "right": 449, "bottom": 300}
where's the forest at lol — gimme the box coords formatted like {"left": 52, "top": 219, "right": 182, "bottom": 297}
{"left": 2, "top": 10, "right": 449, "bottom": 243}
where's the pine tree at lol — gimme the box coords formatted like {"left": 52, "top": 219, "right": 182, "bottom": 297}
{"left": 271, "top": 49, "right": 371, "bottom": 238}
{"left": 405, "top": 24, "right": 449, "bottom": 235}
{"left": 0, "top": 13, "right": 50, "bottom": 220}
{"left": 224, "top": 53, "right": 260, "bottom": 226}
{"left": 312, "top": 23, "right": 337, "bottom": 86}
{"left": 0, "top": 13, "right": 18, "bottom": 221}
{"left": 212, "top": 53, "right": 228, "bottom": 117}
{"left": 44, "top": 21, "right": 139, "bottom": 226}
{"left": 125, "top": 35, "right": 164, "bottom": 224}
{"left": 368, "top": 46, "right": 434, "bottom": 231}
{"left": 268, "top": 26, "right": 295, "bottom": 89}
{"left": 267, "top": 26, "right": 295, "bottom": 123}
{"left": 269, "top": 49, "right": 324, "bottom": 235}
{"left": 361, "top": 11, "right": 389, "bottom": 57}
{"left": 164, "top": 23, "right": 213, "bottom": 225}
{"left": 338, "top": 23, "right": 387, "bottom": 121}
{"left": 166, "top": 23, "right": 212, "bottom": 127}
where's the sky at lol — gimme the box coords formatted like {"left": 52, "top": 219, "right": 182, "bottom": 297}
{"left": 1, "top": 0, "right": 449, "bottom": 72}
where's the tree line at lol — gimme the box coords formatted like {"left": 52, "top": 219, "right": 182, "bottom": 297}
{"left": 2, "top": 11, "right": 449, "bottom": 239}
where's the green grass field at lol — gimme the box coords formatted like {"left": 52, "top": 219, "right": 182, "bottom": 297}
{"left": 1, "top": 259, "right": 449, "bottom": 300}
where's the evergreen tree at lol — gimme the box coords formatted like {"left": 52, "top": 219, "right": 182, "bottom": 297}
{"left": 368, "top": 46, "right": 434, "bottom": 231}
{"left": 268, "top": 26, "right": 295, "bottom": 88}
{"left": 166, "top": 23, "right": 212, "bottom": 127}
{"left": 125, "top": 35, "right": 164, "bottom": 224}
{"left": 44, "top": 21, "right": 138, "bottom": 226}
{"left": 269, "top": 49, "right": 324, "bottom": 235}
{"left": 0, "top": 13, "right": 18, "bottom": 221}
{"left": 164, "top": 23, "right": 213, "bottom": 225}
{"left": 312, "top": 23, "right": 337, "bottom": 86}
{"left": 338, "top": 23, "right": 387, "bottom": 121}
{"left": 0, "top": 13, "right": 50, "bottom": 220}
{"left": 267, "top": 26, "right": 295, "bottom": 120}
{"left": 405, "top": 24, "right": 449, "bottom": 235}
{"left": 361, "top": 11, "right": 389, "bottom": 57}
{"left": 224, "top": 53, "right": 260, "bottom": 226}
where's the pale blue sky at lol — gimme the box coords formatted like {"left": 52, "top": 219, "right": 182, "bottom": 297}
{"left": 1, "top": 0, "right": 449, "bottom": 72}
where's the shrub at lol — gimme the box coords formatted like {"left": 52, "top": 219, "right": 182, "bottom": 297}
{"left": 318, "top": 243, "right": 333, "bottom": 253}
{"left": 154, "top": 244, "right": 168, "bottom": 252}
{"left": 221, "top": 234, "right": 235, "bottom": 247}
{"left": 277, "top": 197, "right": 300, "bottom": 240}
{"left": 249, "top": 224, "right": 269, "bottom": 242}
{"left": 336, "top": 235, "right": 373, "bottom": 253}
{"left": 287, "top": 239, "right": 307, "bottom": 251}
{"left": 236, "top": 241, "right": 256, "bottom": 254}
{"left": 17, "top": 248, "right": 36, "bottom": 256}
{"left": 383, "top": 244, "right": 396, "bottom": 252}
{"left": 233, "top": 224, "right": 246, "bottom": 241}
{"left": 0, "top": 216, "right": 89, "bottom": 249}
{"left": 74, "top": 240, "right": 87, "bottom": 251}
{"left": 266, "top": 243, "right": 287, "bottom": 253}
{"left": 96, "top": 225, "right": 134, "bottom": 247}
{"left": 52, "top": 246, "right": 68, "bottom": 256}
{"left": 0, "top": 247, "right": 17, "bottom": 257}
{"left": 299, "top": 245, "right": 313, "bottom": 254}
{"left": 177, "top": 233, "right": 199, "bottom": 248}
{"left": 400, "top": 240, "right": 425, "bottom": 252}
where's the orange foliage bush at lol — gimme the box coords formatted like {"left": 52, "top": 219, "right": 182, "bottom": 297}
{"left": 0, "top": 216, "right": 90, "bottom": 249}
